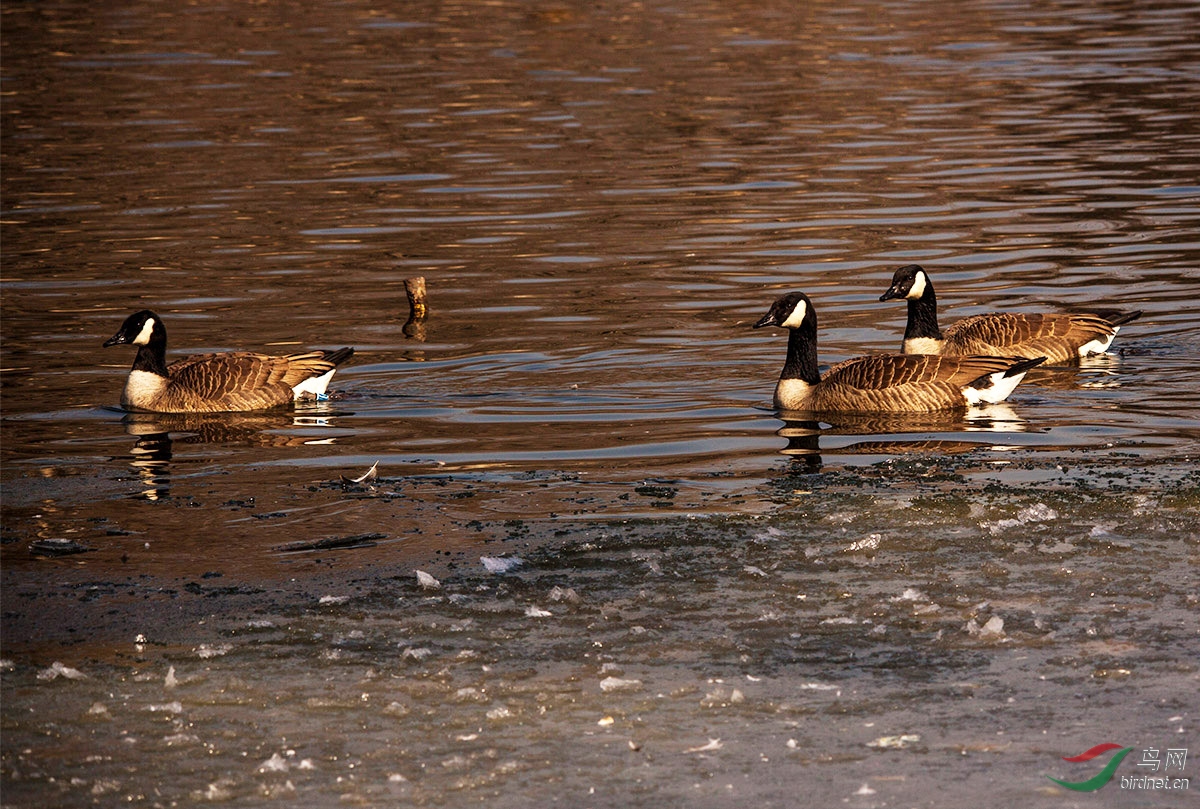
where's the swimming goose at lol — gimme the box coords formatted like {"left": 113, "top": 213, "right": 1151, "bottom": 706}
{"left": 754, "top": 292, "right": 1045, "bottom": 412}
{"left": 879, "top": 264, "right": 1141, "bottom": 363}
{"left": 103, "top": 310, "right": 353, "bottom": 413}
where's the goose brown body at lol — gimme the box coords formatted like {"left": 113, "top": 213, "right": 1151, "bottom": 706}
{"left": 104, "top": 310, "right": 353, "bottom": 413}
{"left": 880, "top": 265, "right": 1141, "bottom": 363}
{"left": 755, "top": 292, "right": 1044, "bottom": 414}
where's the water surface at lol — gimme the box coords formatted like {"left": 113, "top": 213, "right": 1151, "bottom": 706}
{"left": 2, "top": 0, "right": 1198, "bottom": 806}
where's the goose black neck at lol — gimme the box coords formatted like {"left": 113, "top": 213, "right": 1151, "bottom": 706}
{"left": 131, "top": 336, "right": 169, "bottom": 377}
{"left": 905, "top": 287, "right": 942, "bottom": 341}
{"left": 782, "top": 321, "right": 822, "bottom": 385}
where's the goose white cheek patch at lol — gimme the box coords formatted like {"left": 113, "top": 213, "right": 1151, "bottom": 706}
{"left": 781, "top": 299, "right": 808, "bottom": 329}
{"left": 133, "top": 318, "right": 157, "bottom": 345}
{"left": 906, "top": 271, "right": 927, "bottom": 300}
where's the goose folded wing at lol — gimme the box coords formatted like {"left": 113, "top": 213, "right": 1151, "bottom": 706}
{"left": 167, "top": 352, "right": 296, "bottom": 406}
{"left": 823, "top": 354, "right": 1002, "bottom": 390}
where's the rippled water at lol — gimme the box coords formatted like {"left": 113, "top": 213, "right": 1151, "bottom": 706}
{"left": 3, "top": 0, "right": 1199, "bottom": 806}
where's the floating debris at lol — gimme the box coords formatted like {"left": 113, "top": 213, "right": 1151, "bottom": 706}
{"left": 685, "top": 738, "right": 723, "bottom": 753}
{"left": 30, "top": 538, "right": 93, "bottom": 557}
{"left": 415, "top": 570, "right": 441, "bottom": 590}
{"left": 274, "top": 532, "right": 385, "bottom": 553}
{"left": 525, "top": 605, "right": 552, "bottom": 618}
{"left": 341, "top": 461, "right": 379, "bottom": 486}
{"left": 404, "top": 276, "right": 428, "bottom": 340}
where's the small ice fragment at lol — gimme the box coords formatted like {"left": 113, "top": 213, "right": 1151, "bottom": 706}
{"left": 1018, "top": 503, "right": 1058, "bottom": 522}
{"left": 456, "top": 734, "right": 478, "bottom": 742}
{"left": 0, "top": 659, "right": 14, "bottom": 672}
{"left": 88, "top": 702, "right": 111, "bottom": 718}
{"left": 144, "top": 701, "right": 183, "bottom": 714}
{"left": 855, "top": 783, "right": 877, "bottom": 795}
{"left": 37, "top": 661, "right": 87, "bottom": 681}
{"left": 415, "top": 570, "right": 440, "bottom": 590}
{"left": 401, "top": 647, "right": 432, "bottom": 661}
{"left": 599, "top": 676, "right": 642, "bottom": 693}
{"left": 296, "top": 759, "right": 315, "bottom": 770}
{"left": 597, "top": 716, "right": 615, "bottom": 726}
{"left": 165, "top": 666, "right": 178, "bottom": 689}
{"left": 893, "top": 587, "right": 928, "bottom": 602}
{"left": 846, "top": 533, "right": 881, "bottom": 552}
{"left": 525, "top": 605, "right": 552, "bottom": 618}
{"left": 868, "top": 734, "right": 920, "bottom": 749}
{"left": 743, "top": 565, "right": 768, "bottom": 577}
{"left": 258, "top": 753, "right": 289, "bottom": 773}
{"left": 195, "top": 644, "right": 232, "bottom": 659}
{"left": 786, "top": 739, "right": 798, "bottom": 749}
{"left": 318, "top": 595, "right": 349, "bottom": 605}
{"left": 481, "top": 556, "right": 523, "bottom": 574}
{"left": 548, "top": 586, "right": 580, "bottom": 603}
{"left": 685, "top": 738, "right": 723, "bottom": 753}
{"left": 486, "top": 705, "right": 513, "bottom": 720}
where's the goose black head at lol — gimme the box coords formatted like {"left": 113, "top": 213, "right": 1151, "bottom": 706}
{"left": 104, "top": 310, "right": 165, "bottom": 348}
{"left": 753, "top": 292, "right": 814, "bottom": 331}
{"left": 880, "top": 264, "right": 931, "bottom": 302}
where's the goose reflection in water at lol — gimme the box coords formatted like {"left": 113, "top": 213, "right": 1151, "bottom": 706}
{"left": 118, "top": 408, "right": 349, "bottom": 500}
{"left": 773, "top": 403, "right": 1034, "bottom": 471}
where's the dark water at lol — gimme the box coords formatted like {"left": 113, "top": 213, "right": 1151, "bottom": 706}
{"left": 2, "top": 0, "right": 1198, "bottom": 806}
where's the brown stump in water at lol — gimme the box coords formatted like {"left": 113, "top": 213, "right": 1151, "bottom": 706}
{"left": 404, "top": 276, "right": 428, "bottom": 341}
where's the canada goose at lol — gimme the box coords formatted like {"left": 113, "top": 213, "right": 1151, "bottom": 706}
{"left": 754, "top": 292, "right": 1045, "bottom": 413}
{"left": 879, "top": 264, "right": 1142, "bottom": 363}
{"left": 103, "top": 310, "right": 353, "bottom": 413}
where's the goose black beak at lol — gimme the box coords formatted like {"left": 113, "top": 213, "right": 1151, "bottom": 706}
{"left": 103, "top": 332, "right": 128, "bottom": 348}
{"left": 753, "top": 312, "right": 779, "bottom": 329}
{"left": 879, "top": 286, "right": 904, "bottom": 302}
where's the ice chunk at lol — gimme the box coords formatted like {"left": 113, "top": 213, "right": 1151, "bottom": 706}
{"left": 966, "top": 616, "right": 1006, "bottom": 638}
{"left": 846, "top": 533, "right": 881, "bottom": 552}
{"left": 481, "top": 556, "right": 523, "bottom": 574}
{"left": 37, "top": 661, "right": 87, "bottom": 681}
{"left": 868, "top": 733, "right": 920, "bottom": 749}
{"left": 685, "top": 738, "right": 723, "bottom": 753}
{"left": 257, "top": 753, "right": 290, "bottom": 773}
{"left": 525, "top": 605, "right": 552, "bottom": 618}
{"left": 599, "top": 676, "right": 642, "bottom": 693}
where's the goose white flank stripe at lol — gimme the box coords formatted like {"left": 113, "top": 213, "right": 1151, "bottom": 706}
{"left": 879, "top": 264, "right": 1141, "bottom": 363}
{"left": 103, "top": 310, "right": 353, "bottom": 413}
{"left": 754, "top": 291, "right": 1045, "bottom": 413}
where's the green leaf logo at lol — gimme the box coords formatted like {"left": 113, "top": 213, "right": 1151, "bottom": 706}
{"left": 1047, "top": 744, "right": 1135, "bottom": 792}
